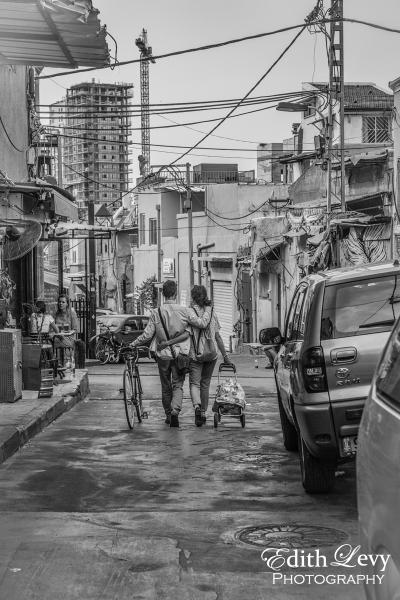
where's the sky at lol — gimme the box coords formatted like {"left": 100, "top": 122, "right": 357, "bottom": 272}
{"left": 39, "top": 0, "right": 400, "bottom": 182}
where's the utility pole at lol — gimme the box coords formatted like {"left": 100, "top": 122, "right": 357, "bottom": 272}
{"left": 185, "top": 163, "right": 194, "bottom": 289}
{"left": 135, "top": 29, "right": 155, "bottom": 177}
{"left": 328, "top": 0, "right": 345, "bottom": 212}
{"left": 87, "top": 200, "right": 97, "bottom": 358}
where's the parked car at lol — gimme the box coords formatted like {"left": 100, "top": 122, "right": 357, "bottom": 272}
{"left": 268, "top": 261, "right": 400, "bottom": 493}
{"left": 357, "top": 314, "right": 400, "bottom": 599}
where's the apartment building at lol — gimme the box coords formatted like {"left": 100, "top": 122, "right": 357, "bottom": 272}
{"left": 49, "top": 80, "right": 133, "bottom": 209}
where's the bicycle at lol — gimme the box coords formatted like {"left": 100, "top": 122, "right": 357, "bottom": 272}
{"left": 120, "top": 345, "right": 149, "bottom": 429}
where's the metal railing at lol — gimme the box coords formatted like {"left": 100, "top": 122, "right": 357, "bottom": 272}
{"left": 137, "top": 169, "right": 255, "bottom": 188}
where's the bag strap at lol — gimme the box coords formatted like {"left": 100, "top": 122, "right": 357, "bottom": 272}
{"left": 158, "top": 308, "right": 177, "bottom": 359}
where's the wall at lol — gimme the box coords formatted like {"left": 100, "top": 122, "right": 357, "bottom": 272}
{"left": 133, "top": 191, "right": 160, "bottom": 292}
{"left": 161, "top": 191, "right": 180, "bottom": 237}
{"left": 0, "top": 66, "right": 29, "bottom": 182}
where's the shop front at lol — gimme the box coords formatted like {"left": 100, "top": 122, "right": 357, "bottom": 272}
{"left": 0, "top": 183, "right": 79, "bottom": 401}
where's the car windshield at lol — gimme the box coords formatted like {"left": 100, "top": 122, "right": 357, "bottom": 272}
{"left": 321, "top": 275, "right": 400, "bottom": 339}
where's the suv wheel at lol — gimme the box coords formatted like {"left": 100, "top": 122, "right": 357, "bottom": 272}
{"left": 278, "top": 395, "right": 298, "bottom": 451}
{"left": 298, "top": 434, "right": 336, "bottom": 493}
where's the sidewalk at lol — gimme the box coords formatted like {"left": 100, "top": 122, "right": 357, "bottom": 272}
{"left": 0, "top": 370, "right": 89, "bottom": 465}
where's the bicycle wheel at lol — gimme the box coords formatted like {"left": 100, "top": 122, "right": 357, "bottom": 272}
{"left": 134, "top": 367, "right": 143, "bottom": 423}
{"left": 123, "top": 369, "right": 137, "bottom": 429}
{"left": 95, "top": 339, "right": 110, "bottom": 364}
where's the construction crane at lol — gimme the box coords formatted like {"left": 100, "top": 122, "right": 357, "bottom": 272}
{"left": 135, "top": 29, "right": 155, "bottom": 177}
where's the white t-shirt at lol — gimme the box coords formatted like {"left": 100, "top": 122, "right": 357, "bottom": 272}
{"left": 31, "top": 313, "right": 55, "bottom": 334}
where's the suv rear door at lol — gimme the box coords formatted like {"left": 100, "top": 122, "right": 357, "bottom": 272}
{"left": 321, "top": 274, "right": 400, "bottom": 401}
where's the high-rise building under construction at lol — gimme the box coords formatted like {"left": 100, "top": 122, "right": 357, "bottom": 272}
{"left": 49, "top": 79, "right": 133, "bottom": 209}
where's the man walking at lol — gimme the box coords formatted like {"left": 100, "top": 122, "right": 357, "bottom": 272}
{"left": 130, "top": 280, "right": 212, "bottom": 427}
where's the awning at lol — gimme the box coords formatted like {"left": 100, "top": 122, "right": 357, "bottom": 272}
{"left": 0, "top": 181, "right": 78, "bottom": 221}
{"left": 253, "top": 237, "right": 284, "bottom": 263}
{"left": 50, "top": 222, "right": 115, "bottom": 239}
{"left": 348, "top": 149, "right": 388, "bottom": 166}
{"left": 195, "top": 255, "right": 233, "bottom": 263}
{"left": 0, "top": 0, "right": 109, "bottom": 68}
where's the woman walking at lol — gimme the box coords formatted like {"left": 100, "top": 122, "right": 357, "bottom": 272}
{"left": 189, "top": 285, "right": 233, "bottom": 427}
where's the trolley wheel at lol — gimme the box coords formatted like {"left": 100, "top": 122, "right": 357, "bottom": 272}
{"left": 123, "top": 370, "right": 137, "bottom": 429}
{"left": 214, "top": 413, "right": 219, "bottom": 429}
{"left": 240, "top": 414, "right": 246, "bottom": 428}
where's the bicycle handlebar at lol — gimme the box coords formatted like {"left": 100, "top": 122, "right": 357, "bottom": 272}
{"left": 120, "top": 345, "right": 150, "bottom": 360}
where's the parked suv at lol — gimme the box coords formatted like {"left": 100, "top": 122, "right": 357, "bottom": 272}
{"left": 269, "top": 261, "right": 400, "bottom": 493}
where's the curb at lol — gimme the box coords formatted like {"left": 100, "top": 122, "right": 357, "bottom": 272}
{"left": 0, "top": 371, "right": 90, "bottom": 465}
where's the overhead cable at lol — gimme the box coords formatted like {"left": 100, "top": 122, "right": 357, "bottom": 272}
{"left": 36, "top": 17, "right": 400, "bottom": 81}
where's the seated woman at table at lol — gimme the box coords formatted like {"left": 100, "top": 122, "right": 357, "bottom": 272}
{"left": 31, "top": 300, "right": 59, "bottom": 340}
{"left": 53, "top": 295, "right": 79, "bottom": 364}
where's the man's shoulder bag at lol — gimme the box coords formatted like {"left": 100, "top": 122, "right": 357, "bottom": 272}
{"left": 158, "top": 308, "right": 190, "bottom": 375}
{"left": 194, "top": 307, "right": 217, "bottom": 363}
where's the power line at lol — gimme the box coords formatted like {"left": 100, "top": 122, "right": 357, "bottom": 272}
{"left": 36, "top": 20, "right": 335, "bottom": 81}
{"left": 169, "top": 25, "right": 307, "bottom": 166}
{"left": 37, "top": 90, "right": 318, "bottom": 109}
{"left": 36, "top": 17, "right": 400, "bottom": 82}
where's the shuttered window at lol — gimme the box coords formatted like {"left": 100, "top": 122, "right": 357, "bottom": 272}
{"left": 212, "top": 281, "right": 233, "bottom": 349}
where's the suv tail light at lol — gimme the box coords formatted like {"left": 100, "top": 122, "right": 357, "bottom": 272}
{"left": 301, "top": 346, "right": 328, "bottom": 393}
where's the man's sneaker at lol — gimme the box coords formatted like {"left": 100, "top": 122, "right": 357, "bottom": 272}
{"left": 195, "top": 406, "right": 203, "bottom": 427}
{"left": 165, "top": 415, "right": 171, "bottom": 425}
{"left": 170, "top": 413, "right": 179, "bottom": 428}
{"left": 201, "top": 410, "right": 206, "bottom": 424}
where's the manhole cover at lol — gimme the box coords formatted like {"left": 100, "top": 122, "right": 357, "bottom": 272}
{"left": 234, "top": 524, "right": 348, "bottom": 549}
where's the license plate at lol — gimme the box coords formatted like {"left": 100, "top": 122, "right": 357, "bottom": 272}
{"left": 342, "top": 435, "right": 357, "bottom": 456}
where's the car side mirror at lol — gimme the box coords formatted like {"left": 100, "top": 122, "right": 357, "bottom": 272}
{"left": 259, "top": 327, "right": 283, "bottom": 345}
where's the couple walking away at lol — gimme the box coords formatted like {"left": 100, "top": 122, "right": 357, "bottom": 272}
{"left": 131, "top": 280, "right": 232, "bottom": 428}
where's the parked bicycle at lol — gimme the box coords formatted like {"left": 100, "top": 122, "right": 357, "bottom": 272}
{"left": 90, "top": 324, "right": 122, "bottom": 364}
{"left": 119, "top": 345, "right": 150, "bottom": 429}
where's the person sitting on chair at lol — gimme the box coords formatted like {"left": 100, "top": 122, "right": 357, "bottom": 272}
{"left": 31, "top": 300, "right": 59, "bottom": 341}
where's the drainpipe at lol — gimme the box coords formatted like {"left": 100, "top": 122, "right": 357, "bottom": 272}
{"left": 196, "top": 242, "right": 215, "bottom": 285}
{"left": 156, "top": 204, "right": 162, "bottom": 306}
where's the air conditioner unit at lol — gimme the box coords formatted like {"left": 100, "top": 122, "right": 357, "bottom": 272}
{"left": 0, "top": 329, "right": 22, "bottom": 403}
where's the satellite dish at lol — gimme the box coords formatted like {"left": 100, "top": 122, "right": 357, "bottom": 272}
{"left": 3, "top": 220, "right": 42, "bottom": 261}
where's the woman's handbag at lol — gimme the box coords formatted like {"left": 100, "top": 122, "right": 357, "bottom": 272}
{"left": 158, "top": 309, "right": 190, "bottom": 374}
{"left": 194, "top": 307, "right": 217, "bottom": 362}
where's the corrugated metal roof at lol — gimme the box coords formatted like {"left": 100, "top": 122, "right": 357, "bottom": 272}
{"left": 311, "top": 83, "right": 393, "bottom": 111}
{"left": 0, "top": 0, "right": 109, "bottom": 68}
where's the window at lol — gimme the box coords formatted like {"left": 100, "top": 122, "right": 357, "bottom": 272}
{"left": 375, "top": 319, "right": 400, "bottom": 410}
{"left": 149, "top": 218, "right": 157, "bottom": 245}
{"left": 285, "top": 284, "right": 307, "bottom": 341}
{"left": 139, "top": 213, "right": 145, "bottom": 245}
{"left": 362, "top": 116, "right": 391, "bottom": 143}
{"left": 321, "top": 275, "right": 400, "bottom": 339}
{"left": 287, "top": 285, "right": 307, "bottom": 341}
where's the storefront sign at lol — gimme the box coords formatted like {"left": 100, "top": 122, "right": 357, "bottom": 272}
{"left": 163, "top": 258, "right": 175, "bottom": 277}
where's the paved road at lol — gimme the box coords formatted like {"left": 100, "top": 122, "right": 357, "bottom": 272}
{"left": 0, "top": 359, "right": 363, "bottom": 599}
